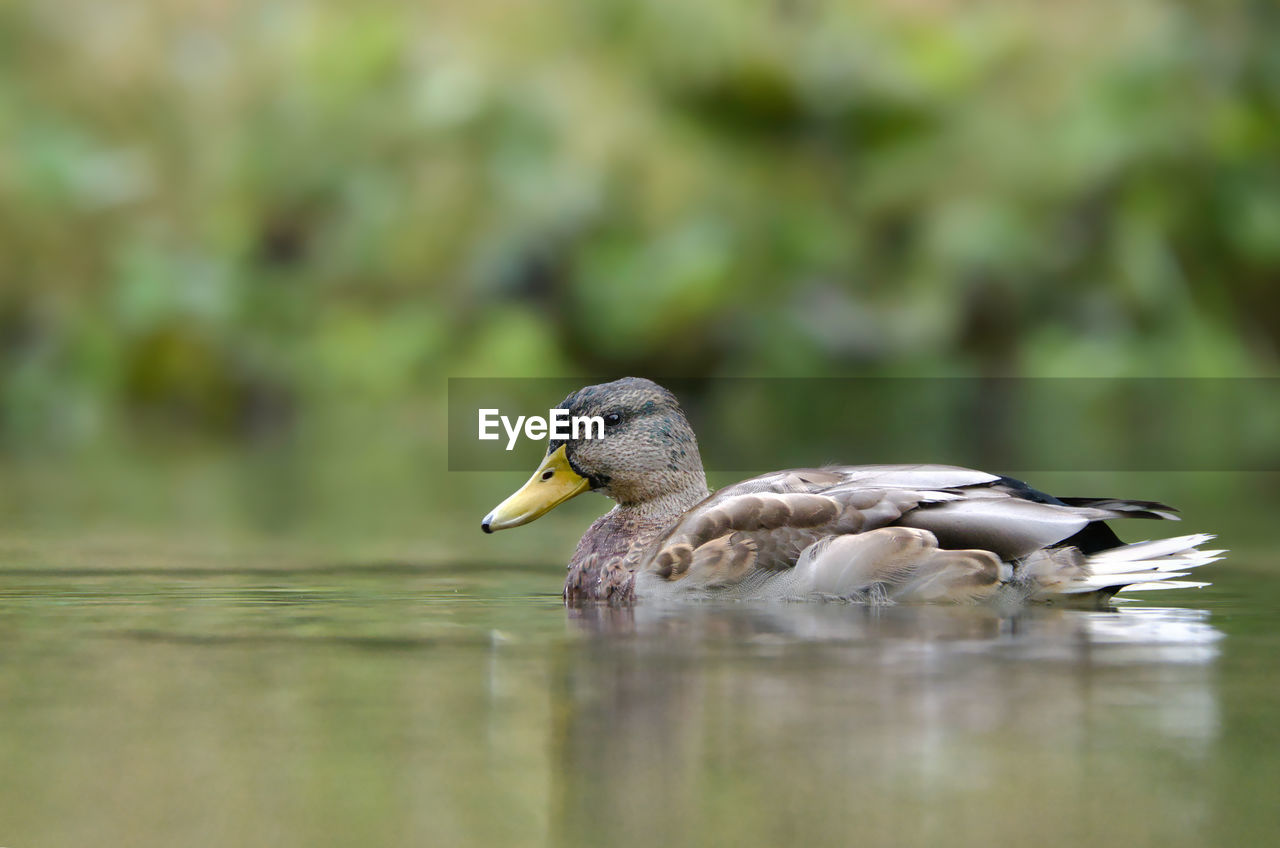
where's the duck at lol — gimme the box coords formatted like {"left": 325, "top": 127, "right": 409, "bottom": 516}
{"left": 481, "top": 377, "right": 1222, "bottom": 606}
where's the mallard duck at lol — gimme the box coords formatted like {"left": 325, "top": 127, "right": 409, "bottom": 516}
{"left": 481, "top": 378, "right": 1222, "bottom": 605}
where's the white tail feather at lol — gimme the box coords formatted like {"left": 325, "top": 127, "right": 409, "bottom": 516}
{"left": 1030, "top": 534, "right": 1222, "bottom": 597}
{"left": 1118, "top": 580, "right": 1211, "bottom": 593}
{"left": 1088, "top": 533, "right": 1218, "bottom": 567}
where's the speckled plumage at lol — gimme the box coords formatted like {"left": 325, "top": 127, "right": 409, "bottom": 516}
{"left": 562, "top": 510, "right": 669, "bottom": 605}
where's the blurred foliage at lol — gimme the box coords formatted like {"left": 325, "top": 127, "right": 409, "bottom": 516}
{"left": 1, "top": 0, "right": 1279, "bottom": 454}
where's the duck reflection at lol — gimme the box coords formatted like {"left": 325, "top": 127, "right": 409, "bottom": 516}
{"left": 549, "top": 603, "right": 1221, "bottom": 848}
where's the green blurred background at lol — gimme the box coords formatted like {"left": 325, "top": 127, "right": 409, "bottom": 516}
{"left": 1, "top": 0, "right": 1278, "bottom": 564}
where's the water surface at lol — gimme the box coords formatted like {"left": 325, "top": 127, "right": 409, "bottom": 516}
{"left": 2, "top": 555, "right": 1278, "bottom": 847}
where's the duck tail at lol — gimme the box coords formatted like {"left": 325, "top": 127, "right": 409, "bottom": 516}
{"left": 1057, "top": 497, "right": 1181, "bottom": 521}
{"left": 1021, "top": 534, "right": 1224, "bottom": 600}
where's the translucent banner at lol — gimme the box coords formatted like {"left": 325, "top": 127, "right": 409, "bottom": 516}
{"left": 448, "top": 377, "right": 1280, "bottom": 472}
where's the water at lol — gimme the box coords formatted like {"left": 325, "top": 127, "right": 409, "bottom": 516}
{"left": 1, "top": 556, "right": 1278, "bottom": 847}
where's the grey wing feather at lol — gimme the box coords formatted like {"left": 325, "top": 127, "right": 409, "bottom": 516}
{"left": 896, "top": 498, "right": 1095, "bottom": 560}
{"left": 818, "top": 464, "right": 1002, "bottom": 491}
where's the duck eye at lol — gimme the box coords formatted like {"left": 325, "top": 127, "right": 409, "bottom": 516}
{"left": 603, "top": 412, "right": 622, "bottom": 427}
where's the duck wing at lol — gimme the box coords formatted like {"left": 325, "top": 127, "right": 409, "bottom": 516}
{"left": 636, "top": 464, "right": 1183, "bottom": 593}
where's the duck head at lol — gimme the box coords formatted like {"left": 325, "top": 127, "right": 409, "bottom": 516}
{"left": 481, "top": 377, "right": 708, "bottom": 532}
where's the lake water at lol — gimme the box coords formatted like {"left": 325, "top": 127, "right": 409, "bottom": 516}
{"left": 2, "top": 551, "right": 1278, "bottom": 847}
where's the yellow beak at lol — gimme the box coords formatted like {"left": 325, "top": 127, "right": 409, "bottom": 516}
{"left": 481, "top": 445, "right": 591, "bottom": 533}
